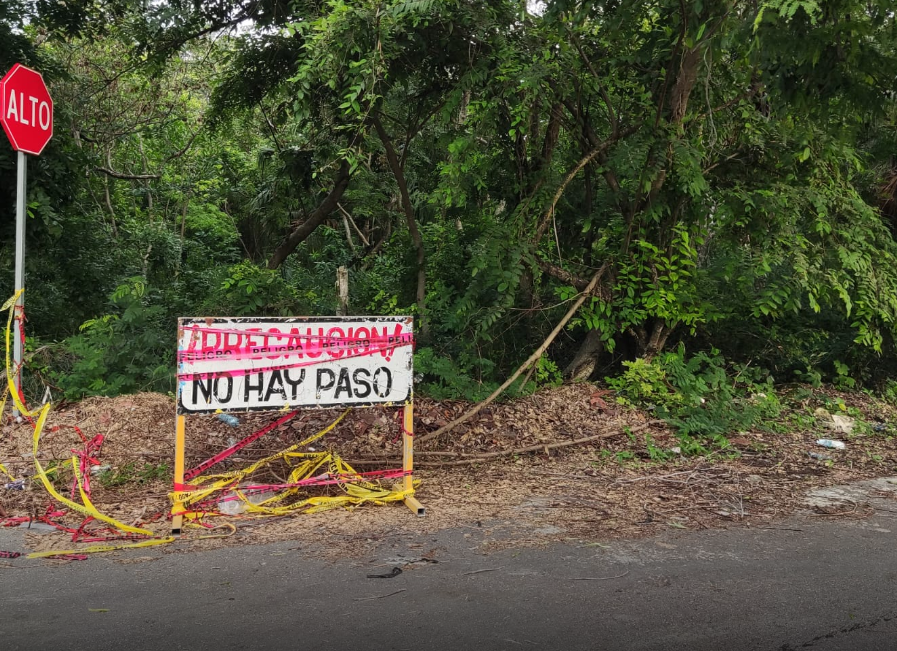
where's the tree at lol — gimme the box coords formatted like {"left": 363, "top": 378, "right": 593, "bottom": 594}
{"left": 6, "top": 0, "right": 897, "bottom": 400}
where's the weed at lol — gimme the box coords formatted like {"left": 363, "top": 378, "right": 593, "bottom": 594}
{"left": 607, "top": 344, "right": 780, "bottom": 453}
{"left": 534, "top": 355, "right": 563, "bottom": 389}
{"left": 789, "top": 413, "right": 817, "bottom": 430}
{"left": 645, "top": 434, "right": 672, "bottom": 461}
{"left": 99, "top": 462, "right": 169, "bottom": 489}
{"left": 883, "top": 380, "right": 897, "bottom": 407}
{"left": 833, "top": 360, "right": 856, "bottom": 390}
{"left": 43, "top": 460, "right": 70, "bottom": 487}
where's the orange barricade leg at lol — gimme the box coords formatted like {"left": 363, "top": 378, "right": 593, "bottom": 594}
{"left": 403, "top": 401, "right": 425, "bottom": 516}
{"left": 171, "top": 414, "right": 186, "bottom": 534}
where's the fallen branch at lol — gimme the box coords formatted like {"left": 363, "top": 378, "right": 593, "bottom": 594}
{"left": 353, "top": 589, "right": 406, "bottom": 601}
{"left": 569, "top": 571, "right": 629, "bottom": 581}
{"left": 416, "top": 264, "right": 609, "bottom": 445}
{"left": 411, "top": 421, "right": 661, "bottom": 467}
{"left": 345, "top": 419, "right": 662, "bottom": 467}
{"left": 462, "top": 567, "right": 503, "bottom": 576}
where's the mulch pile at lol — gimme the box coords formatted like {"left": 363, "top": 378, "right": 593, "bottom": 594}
{"left": 1, "top": 383, "right": 896, "bottom": 561}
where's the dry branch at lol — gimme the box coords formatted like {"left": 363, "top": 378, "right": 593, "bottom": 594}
{"left": 94, "top": 167, "right": 160, "bottom": 180}
{"left": 267, "top": 160, "right": 351, "bottom": 269}
{"left": 416, "top": 264, "right": 609, "bottom": 445}
{"left": 412, "top": 421, "right": 661, "bottom": 466}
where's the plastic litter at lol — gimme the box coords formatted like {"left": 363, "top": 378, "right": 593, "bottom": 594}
{"left": 808, "top": 451, "right": 832, "bottom": 461}
{"left": 217, "top": 485, "right": 276, "bottom": 515}
{"left": 3, "top": 479, "right": 25, "bottom": 490}
{"left": 830, "top": 415, "right": 855, "bottom": 435}
{"left": 217, "top": 414, "right": 240, "bottom": 427}
{"left": 90, "top": 464, "right": 112, "bottom": 475}
{"left": 816, "top": 439, "right": 846, "bottom": 450}
{"left": 217, "top": 499, "right": 245, "bottom": 516}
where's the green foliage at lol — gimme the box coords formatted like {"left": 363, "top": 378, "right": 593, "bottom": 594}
{"left": 607, "top": 345, "right": 780, "bottom": 451}
{"left": 832, "top": 360, "right": 856, "bottom": 390}
{"left": 607, "top": 358, "right": 680, "bottom": 409}
{"left": 1, "top": 0, "right": 897, "bottom": 406}
{"left": 882, "top": 380, "right": 897, "bottom": 408}
{"left": 534, "top": 354, "right": 563, "bottom": 389}
{"left": 204, "top": 261, "right": 302, "bottom": 316}
{"left": 413, "top": 347, "right": 498, "bottom": 402}
{"left": 50, "top": 278, "right": 173, "bottom": 399}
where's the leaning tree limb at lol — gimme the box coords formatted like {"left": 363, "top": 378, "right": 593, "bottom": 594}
{"left": 267, "top": 160, "right": 351, "bottom": 269}
{"left": 415, "top": 263, "right": 609, "bottom": 445}
{"left": 533, "top": 124, "right": 639, "bottom": 245}
{"left": 94, "top": 167, "right": 160, "bottom": 180}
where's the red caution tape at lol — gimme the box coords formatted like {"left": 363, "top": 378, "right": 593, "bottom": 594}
{"left": 184, "top": 409, "right": 300, "bottom": 481}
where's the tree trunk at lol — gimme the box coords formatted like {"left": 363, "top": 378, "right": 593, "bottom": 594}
{"left": 267, "top": 161, "right": 351, "bottom": 270}
{"left": 371, "top": 114, "right": 428, "bottom": 337}
{"left": 336, "top": 266, "right": 349, "bottom": 316}
{"left": 564, "top": 329, "right": 604, "bottom": 381}
{"left": 632, "top": 320, "right": 673, "bottom": 360}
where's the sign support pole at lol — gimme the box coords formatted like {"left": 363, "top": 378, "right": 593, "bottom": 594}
{"left": 171, "top": 414, "right": 186, "bottom": 534}
{"left": 403, "top": 401, "right": 425, "bottom": 516}
{"left": 12, "top": 151, "right": 26, "bottom": 417}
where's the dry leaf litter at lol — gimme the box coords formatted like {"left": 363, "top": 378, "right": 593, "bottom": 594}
{"left": 2, "top": 383, "right": 896, "bottom": 562}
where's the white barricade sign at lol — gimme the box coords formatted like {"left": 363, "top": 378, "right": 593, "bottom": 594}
{"left": 177, "top": 316, "right": 414, "bottom": 414}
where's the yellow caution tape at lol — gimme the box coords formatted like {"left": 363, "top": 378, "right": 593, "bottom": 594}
{"left": 28, "top": 405, "right": 155, "bottom": 535}
{"left": 4, "top": 290, "right": 166, "bottom": 542}
{"left": 172, "top": 442, "right": 416, "bottom": 517}
{"left": 5, "top": 290, "right": 415, "bottom": 534}
{"left": 4, "top": 290, "right": 35, "bottom": 419}
{"left": 170, "top": 410, "right": 351, "bottom": 506}
{"left": 26, "top": 536, "right": 175, "bottom": 559}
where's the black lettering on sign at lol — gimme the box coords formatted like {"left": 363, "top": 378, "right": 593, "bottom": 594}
{"left": 264, "top": 370, "right": 287, "bottom": 401}
{"left": 352, "top": 369, "right": 371, "bottom": 398}
{"left": 334, "top": 368, "right": 352, "bottom": 399}
{"left": 193, "top": 377, "right": 214, "bottom": 404}
{"left": 244, "top": 372, "right": 265, "bottom": 402}
{"left": 316, "top": 368, "right": 335, "bottom": 399}
{"left": 214, "top": 375, "right": 234, "bottom": 403}
{"left": 372, "top": 367, "right": 392, "bottom": 398}
{"left": 283, "top": 369, "right": 305, "bottom": 400}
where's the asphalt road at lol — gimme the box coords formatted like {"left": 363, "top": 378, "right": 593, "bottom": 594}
{"left": 2, "top": 505, "right": 896, "bottom": 651}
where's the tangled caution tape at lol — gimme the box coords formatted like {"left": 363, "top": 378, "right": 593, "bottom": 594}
{"left": 170, "top": 408, "right": 418, "bottom": 520}
{"left": 2, "top": 292, "right": 422, "bottom": 560}
{"left": 2, "top": 290, "right": 174, "bottom": 558}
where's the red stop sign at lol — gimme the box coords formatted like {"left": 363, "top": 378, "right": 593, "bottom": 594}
{"left": 0, "top": 64, "right": 53, "bottom": 155}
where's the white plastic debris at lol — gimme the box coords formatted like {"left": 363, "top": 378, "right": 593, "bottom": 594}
{"left": 217, "top": 485, "right": 276, "bottom": 515}
{"left": 830, "top": 415, "right": 855, "bottom": 435}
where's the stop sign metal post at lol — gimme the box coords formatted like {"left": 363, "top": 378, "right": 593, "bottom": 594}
{"left": 1, "top": 64, "right": 53, "bottom": 415}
